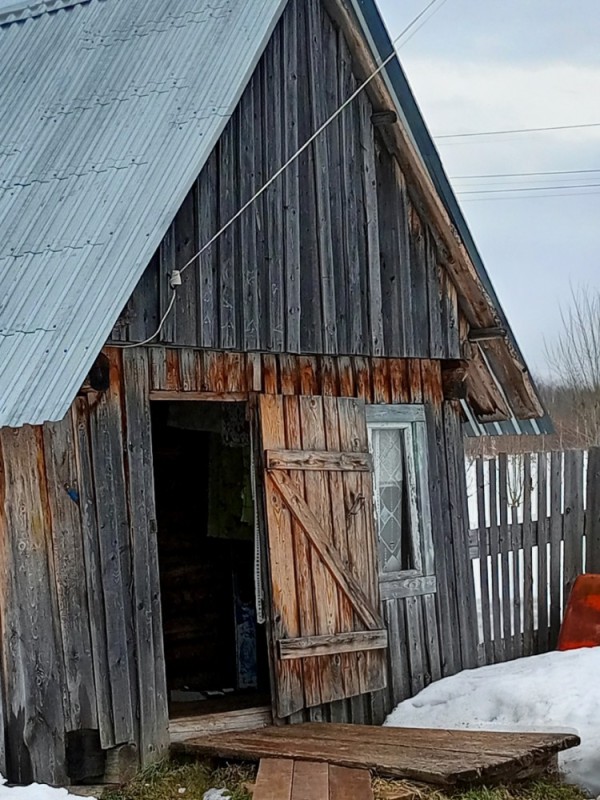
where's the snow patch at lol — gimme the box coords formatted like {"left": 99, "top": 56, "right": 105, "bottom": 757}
{"left": 0, "top": 776, "right": 96, "bottom": 800}
{"left": 203, "top": 790, "right": 231, "bottom": 800}
{"left": 386, "top": 648, "right": 600, "bottom": 795}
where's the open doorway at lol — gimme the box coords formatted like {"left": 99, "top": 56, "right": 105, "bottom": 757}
{"left": 151, "top": 400, "right": 270, "bottom": 723}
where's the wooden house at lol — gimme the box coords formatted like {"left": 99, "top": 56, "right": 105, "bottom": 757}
{"left": 0, "top": 0, "right": 548, "bottom": 786}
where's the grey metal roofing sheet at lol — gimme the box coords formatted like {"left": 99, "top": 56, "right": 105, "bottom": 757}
{"left": 0, "top": 0, "right": 286, "bottom": 427}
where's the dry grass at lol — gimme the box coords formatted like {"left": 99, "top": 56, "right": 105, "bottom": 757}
{"left": 372, "top": 778, "right": 590, "bottom": 800}
{"left": 102, "top": 759, "right": 257, "bottom": 800}
{"left": 102, "top": 760, "right": 590, "bottom": 800}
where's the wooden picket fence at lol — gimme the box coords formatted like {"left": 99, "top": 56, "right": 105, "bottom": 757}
{"left": 468, "top": 448, "right": 600, "bottom": 666}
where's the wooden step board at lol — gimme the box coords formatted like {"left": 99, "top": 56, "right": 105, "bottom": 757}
{"left": 253, "top": 759, "right": 372, "bottom": 800}
{"left": 173, "top": 722, "right": 580, "bottom": 787}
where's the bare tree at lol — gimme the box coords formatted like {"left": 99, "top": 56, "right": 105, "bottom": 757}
{"left": 544, "top": 286, "right": 600, "bottom": 448}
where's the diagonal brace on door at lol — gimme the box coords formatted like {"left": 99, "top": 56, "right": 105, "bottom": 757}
{"left": 267, "top": 470, "right": 384, "bottom": 630}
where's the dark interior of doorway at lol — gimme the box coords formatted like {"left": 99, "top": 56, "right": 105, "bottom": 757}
{"left": 151, "top": 400, "right": 270, "bottom": 720}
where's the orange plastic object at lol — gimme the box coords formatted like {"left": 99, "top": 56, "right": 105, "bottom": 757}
{"left": 557, "top": 574, "right": 600, "bottom": 651}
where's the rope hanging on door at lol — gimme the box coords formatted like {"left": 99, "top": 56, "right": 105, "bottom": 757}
{"left": 250, "top": 431, "right": 266, "bottom": 624}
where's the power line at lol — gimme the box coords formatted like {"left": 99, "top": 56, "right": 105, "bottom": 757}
{"left": 437, "top": 121, "right": 600, "bottom": 140}
{"left": 461, "top": 189, "right": 600, "bottom": 202}
{"left": 178, "top": 0, "right": 444, "bottom": 279}
{"left": 457, "top": 182, "right": 600, "bottom": 196}
{"left": 395, "top": 0, "right": 449, "bottom": 47}
{"left": 118, "top": 0, "right": 448, "bottom": 347}
{"left": 451, "top": 167, "right": 600, "bottom": 180}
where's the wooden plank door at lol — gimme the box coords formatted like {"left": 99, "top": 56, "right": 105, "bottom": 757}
{"left": 258, "top": 394, "right": 387, "bottom": 718}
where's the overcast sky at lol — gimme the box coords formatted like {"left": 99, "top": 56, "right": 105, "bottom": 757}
{"left": 375, "top": 0, "right": 600, "bottom": 377}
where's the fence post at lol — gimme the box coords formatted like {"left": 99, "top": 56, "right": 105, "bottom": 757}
{"left": 586, "top": 448, "right": 600, "bottom": 574}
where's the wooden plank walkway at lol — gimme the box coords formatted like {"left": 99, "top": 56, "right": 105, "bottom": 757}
{"left": 253, "top": 759, "right": 372, "bottom": 800}
{"left": 173, "top": 723, "right": 580, "bottom": 787}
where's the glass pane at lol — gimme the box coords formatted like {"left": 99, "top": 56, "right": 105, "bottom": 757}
{"left": 371, "top": 427, "right": 413, "bottom": 573}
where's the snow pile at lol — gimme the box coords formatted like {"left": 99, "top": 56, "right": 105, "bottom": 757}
{"left": 0, "top": 777, "right": 95, "bottom": 800}
{"left": 203, "top": 791, "right": 231, "bottom": 800}
{"left": 386, "top": 647, "right": 600, "bottom": 795}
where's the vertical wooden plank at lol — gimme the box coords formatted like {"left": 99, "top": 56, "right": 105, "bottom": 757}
{"left": 260, "top": 395, "right": 305, "bottom": 717}
{"left": 422, "top": 593, "right": 442, "bottom": 683}
{"left": 426, "top": 230, "right": 444, "bottom": 359}
{"left": 262, "top": 354, "right": 279, "bottom": 395}
{"left": 522, "top": 454, "right": 534, "bottom": 656}
{"left": 359, "top": 93, "right": 383, "bottom": 356}
{"left": 43, "top": 417, "right": 97, "bottom": 733}
{"left": 72, "top": 398, "right": 115, "bottom": 749}
{"left": 353, "top": 357, "right": 372, "bottom": 403}
{"left": 283, "top": 396, "right": 321, "bottom": 709}
{"left": 497, "top": 454, "right": 513, "bottom": 660}
{"left": 375, "top": 140, "right": 404, "bottom": 356}
{"left": 405, "top": 595, "right": 426, "bottom": 695}
{"left": 172, "top": 189, "right": 199, "bottom": 346}
{"left": 371, "top": 359, "right": 389, "bottom": 404}
{"left": 549, "top": 451, "right": 563, "bottom": 645}
{"left": 263, "top": 26, "right": 285, "bottom": 352}
{"left": 150, "top": 346, "right": 167, "bottom": 391}
{"left": 337, "top": 356, "right": 355, "bottom": 398}
{"left": 307, "top": 0, "right": 337, "bottom": 354}
{"left": 408, "top": 205, "right": 429, "bottom": 356}
{"left": 254, "top": 758, "right": 294, "bottom": 799}
{"left": 329, "top": 765, "right": 373, "bottom": 800}
{"left": 339, "top": 33, "right": 364, "bottom": 356}
{"left": 424, "top": 404, "right": 460, "bottom": 677}
{"left": 298, "top": 356, "right": 318, "bottom": 396}
{"left": 196, "top": 151, "right": 219, "bottom": 348}
{"left": 292, "top": 760, "right": 328, "bottom": 799}
{"left": 338, "top": 398, "right": 384, "bottom": 696}
{"left": 563, "top": 450, "right": 584, "bottom": 602}
{"left": 0, "top": 427, "right": 67, "bottom": 784}
{"left": 178, "top": 348, "right": 198, "bottom": 392}
{"left": 122, "top": 350, "right": 169, "bottom": 765}
{"left": 323, "top": 397, "right": 360, "bottom": 700}
{"left": 299, "top": 396, "right": 344, "bottom": 703}
{"left": 586, "top": 448, "right": 600, "bottom": 574}
{"left": 282, "top": 0, "right": 301, "bottom": 352}
{"left": 87, "top": 353, "right": 136, "bottom": 745}
{"left": 536, "top": 451, "right": 549, "bottom": 653}
{"left": 239, "top": 74, "right": 260, "bottom": 352}
{"left": 475, "top": 458, "right": 492, "bottom": 664}
{"left": 296, "top": 0, "right": 322, "bottom": 354}
{"left": 443, "top": 402, "right": 478, "bottom": 668}
{"left": 408, "top": 360, "right": 423, "bottom": 404}
{"left": 389, "top": 359, "right": 410, "bottom": 404}
{"left": 218, "top": 120, "right": 239, "bottom": 350}
{"left": 385, "top": 600, "right": 411, "bottom": 705}
{"left": 158, "top": 222, "right": 176, "bottom": 344}
{"left": 487, "top": 457, "right": 504, "bottom": 662}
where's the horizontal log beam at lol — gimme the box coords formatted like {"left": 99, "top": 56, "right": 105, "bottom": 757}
{"left": 278, "top": 630, "right": 388, "bottom": 660}
{"left": 266, "top": 449, "right": 373, "bottom": 472}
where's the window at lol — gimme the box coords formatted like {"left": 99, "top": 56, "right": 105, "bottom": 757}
{"left": 366, "top": 405, "right": 433, "bottom": 579}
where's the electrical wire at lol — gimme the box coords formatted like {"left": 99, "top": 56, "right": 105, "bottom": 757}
{"left": 393, "top": 0, "right": 449, "bottom": 48}
{"left": 118, "top": 0, "right": 447, "bottom": 347}
{"left": 436, "top": 121, "right": 600, "bottom": 140}
{"left": 457, "top": 182, "right": 600, "bottom": 196}
{"left": 119, "top": 289, "right": 177, "bottom": 349}
{"left": 461, "top": 189, "right": 600, "bottom": 203}
{"left": 451, "top": 167, "right": 600, "bottom": 181}
{"left": 177, "top": 0, "right": 444, "bottom": 279}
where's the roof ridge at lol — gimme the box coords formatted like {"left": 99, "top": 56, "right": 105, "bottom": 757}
{"left": 0, "top": 0, "right": 90, "bottom": 27}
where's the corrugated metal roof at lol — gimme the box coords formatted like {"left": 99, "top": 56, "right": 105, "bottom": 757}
{"left": 0, "top": 0, "right": 286, "bottom": 427}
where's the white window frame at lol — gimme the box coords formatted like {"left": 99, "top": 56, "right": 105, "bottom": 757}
{"left": 366, "top": 405, "right": 435, "bottom": 586}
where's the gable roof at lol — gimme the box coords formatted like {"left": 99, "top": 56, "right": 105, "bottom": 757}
{"left": 0, "top": 0, "right": 286, "bottom": 427}
{"left": 0, "top": 0, "right": 548, "bottom": 432}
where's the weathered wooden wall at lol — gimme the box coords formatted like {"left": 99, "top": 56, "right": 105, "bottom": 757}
{"left": 0, "top": 351, "right": 169, "bottom": 784}
{"left": 114, "top": 0, "right": 460, "bottom": 362}
{"left": 144, "top": 346, "right": 478, "bottom": 724}
{"left": 0, "top": 345, "right": 477, "bottom": 780}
